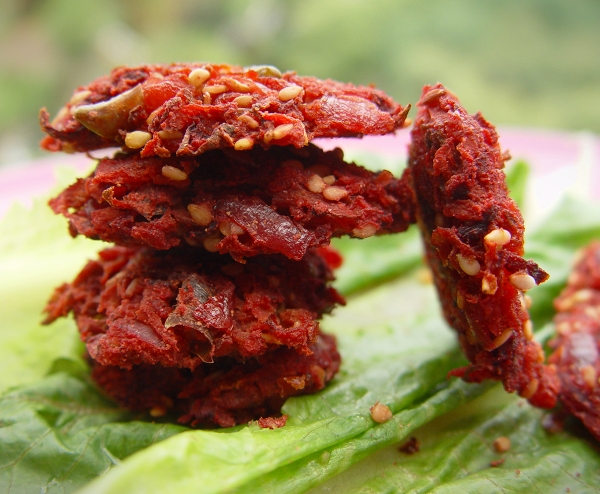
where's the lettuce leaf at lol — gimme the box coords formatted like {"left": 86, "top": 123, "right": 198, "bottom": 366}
{"left": 0, "top": 161, "right": 599, "bottom": 494}
{"left": 0, "top": 194, "right": 100, "bottom": 395}
{"left": 308, "top": 384, "right": 600, "bottom": 493}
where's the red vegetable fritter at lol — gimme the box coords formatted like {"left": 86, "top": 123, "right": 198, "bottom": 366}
{"left": 44, "top": 245, "right": 344, "bottom": 368}
{"left": 91, "top": 333, "right": 340, "bottom": 428}
{"left": 49, "top": 144, "right": 415, "bottom": 260}
{"left": 40, "top": 63, "right": 409, "bottom": 157}
{"left": 549, "top": 241, "right": 600, "bottom": 440}
{"left": 407, "top": 84, "right": 559, "bottom": 408}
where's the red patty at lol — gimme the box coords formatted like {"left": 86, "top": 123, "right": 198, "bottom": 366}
{"left": 49, "top": 144, "right": 415, "bottom": 261}
{"left": 91, "top": 333, "right": 340, "bottom": 428}
{"left": 40, "top": 63, "right": 409, "bottom": 157}
{"left": 44, "top": 245, "right": 344, "bottom": 369}
{"left": 548, "top": 241, "right": 600, "bottom": 441}
{"left": 407, "top": 84, "right": 558, "bottom": 409}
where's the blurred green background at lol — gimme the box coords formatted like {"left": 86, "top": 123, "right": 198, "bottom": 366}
{"left": 0, "top": 0, "right": 598, "bottom": 167}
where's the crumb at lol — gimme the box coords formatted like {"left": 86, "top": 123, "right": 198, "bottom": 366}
{"left": 257, "top": 415, "right": 288, "bottom": 429}
{"left": 490, "top": 458, "right": 505, "bottom": 467}
{"left": 370, "top": 401, "right": 393, "bottom": 423}
{"left": 398, "top": 436, "right": 420, "bottom": 454}
{"left": 493, "top": 436, "right": 511, "bottom": 453}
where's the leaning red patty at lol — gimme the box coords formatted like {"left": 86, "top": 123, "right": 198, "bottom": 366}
{"left": 40, "top": 63, "right": 410, "bottom": 156}
{"left": 407, "top": 83, "right": 559, "bottom": 409}
{"left": 49, "top": 144, "right": 415, "bottom": 260}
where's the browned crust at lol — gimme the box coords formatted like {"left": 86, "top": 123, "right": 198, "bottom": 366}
{"left": 44, "top": 245, "right": 344, "bottom": 369}
{"left": 40, "top": 63, "right": 409, "bottom": 156}
{"left": 47, "top": 144, "right": 415, "bottom": 261}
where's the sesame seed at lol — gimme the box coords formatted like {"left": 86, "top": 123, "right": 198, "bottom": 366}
{"left": 249, "top": 65, "right": 282, "bottom": 77}
{"left": 481, "top": 273, "right": 498, "bottom": 295}
{"left": 307, "top": 174, "right": 326, "bottom": 193}
{"left": 278, "top": 85, "right": 303, "bottom": 102}
{"left": 370, "top": 402, "right": 393, "bottom": 424}
{"left": 124, "top": 278, "right": 141, "bottom": 298}
{"left": 146, "top": 108, "right": 161, "bottom": 125}
{"left": 520, "top": 378, "right": 539, "bottom": 399}
{"left": 493, "top": 436, "right": 511, "bottom": 453}
{"left": 353, "top": 224, "right": 378, "bottom": 239}
{"left": 323, "top": 186, "right": 348, "bottom": 201}
{"left": 219, "top": 221, "right": 244, "bottom": 236}
{"left": 322, "top": 175, "right": 336, "bottom": 185}
{"left": 184, "top": 235, "right": 201, "bottom": 247}
{"left": 556, "top": 322, "right": 571, "bottom": 336}
{"left": 69, "top": 90, "right": 91, "bottom": 106}
{"left": 300, "top": 125, "right": 309, "bottom": 145}
{"left": 237, "top": 114, "right": 259, "bottom": 129}
{"left": 225, "top": 78, "right": 251, "bottom": 92}
{"left": 311, "top": 364, "right": 326, "bottom": 384}
{"left": 582, "top": 365, "right": 597, "bottom": 388}
{"left": 536, "top": 346, "right": 545, "bottom": 363}
{"left": 234, "top": 95, "right": 253, "bottom": 107}
{"left": 188, "top": 68, "right": 211, "bottom": 88}
{"left": 523, "top": 319, "right": 533, "bottom": 340}
{"left": 149, "top": 406, "right": 167, "bottom": 418}
{"left": 420, "top": 88, "right": 446, "bottom": 104}
{"left": 51, "top": 106, "right": 70, "bottom": 126}
{"left": 203, "top": 237, "right": 220, "bottom": 252}
{"left": 161, "top": 165, "right": 188, "bottom": 181}
{"left": 491, "top": 328, "right": 513, "bottom": 349}
{"left": 124, "top": 131, "right": 152, "bottom": 149}
{"left": 187, "top": 204, "right": 213, "bottom": 226}
{"left": 157, "top": 130, "right": 183, "bottom": 140}
{"left": 509, "top": 273, "right": 537, "bottom": 291}
{"left": 203, "top": 92, "right": 212, "bottom": 105}
{"left": 263, "top": 130, "right": 274, "bottom": 143}
{"left": 484, "top": 228, "right": 512, "bottom": 247}
{"left": 234, "top": 137, "right": 254, "bottom": 151}
{"left": 456, "top": 253, "right": 480, "bottom": 276}
{"left": 584, "top": 306, "right": 600, "bottom": 320}
{"left": 456, "top": 291, "right": 465, "bottom": 309}
{"left": 519, "top": 292, "right": 527, "bottom": 310}
{"left": 282, "top": 376, "right": 306, "bottom": 390}
{"left": 204, "top": 85, "right": 228, "bottom": 95}
{"left": 272, "top": 123, "right": 294, "bottom": 140}
{"left": 466, "top": 328, "right": 478, "bottom": 345}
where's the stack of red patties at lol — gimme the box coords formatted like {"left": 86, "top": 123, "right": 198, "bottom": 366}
{"left": 41, "top": 63, "right": 413, "bottom": 427}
